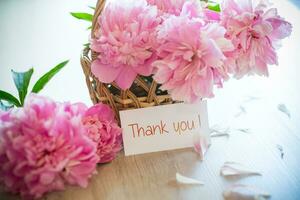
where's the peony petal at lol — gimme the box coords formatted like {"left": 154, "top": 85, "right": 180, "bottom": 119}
{"left": 243, "top": 96, "right": 260, "bottom": 103}
{"left": 201, "top": 39, "right": 225, "bottom": 68}
{"left": 223, "top": 184, "right": 271, "bottom": 200}
{"left": 253, "top": 21, "right": 273, "bottom": 37}
{"left": 148, "top": 0, "right": 189, "bottom": 16}
{"left": 204, "top": 9, "right": 221, "bottom": 21}
{"left": 236, "top": 128, "right": 251, "bottom": 133}
{"left": 220, "top": 162, "right": 262, "bottom": 177}
{"left": 234, "top": 106, "right": 247, "bottom": 118}
{"left": 115, "top": 66, "right": 137, "bottom": 89}
{"left": 276, "top": 144, "right": 284, "bottom": 159}
{"left": 181, "top": 0, "right": 202, "bottom": 18}
{"left": 170, "top": 82, "right": 195, "bottom": 103}
{"left": 91, "top": 60, "right": 121, "bottom": 83}
{"left": 134, "top": 54, "right": 156, "bottom": 76}
{"left": 84, "top": 103, "right": 115, "bottom": 122}
{"left": 277, "top": 104, "right": 291, "bottom": 119}
{"left": 192, "top": 68, "right": 214, "bottom": 98}
{"left": 215, "top": 38, "right": 234, "bottom": 52}
{"left": 193, "top": 132, "right": 210, "bottom": 160}
{"left": 176, "top": 173, "right": 204, "bottom": 185}
{"left": 210, "top": 125, "right": 230, "bottom": 138}
{"left": 153, "top": 61, "right": 173, "bottom": 83}
{"left": 39, "top": 172, "right": 56, "bottom": 185}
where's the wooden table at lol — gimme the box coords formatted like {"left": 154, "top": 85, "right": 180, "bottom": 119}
{"left": 0, "top": 0, "right": 300, "bottom": 200}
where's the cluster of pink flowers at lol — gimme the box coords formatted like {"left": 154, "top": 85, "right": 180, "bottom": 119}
{"left": 0, "top": 94, "right": 122, "bottom": 199}
{"left": 91, "top": 0, "right": 292, "bottom": 103}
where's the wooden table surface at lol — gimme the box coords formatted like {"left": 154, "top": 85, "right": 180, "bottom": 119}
{"left": 0, "top": 0, "right": 300, "bottom": 200}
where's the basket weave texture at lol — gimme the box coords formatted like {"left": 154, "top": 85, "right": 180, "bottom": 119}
{"left": 80, "top": 0, "right": 178, "bottom": 123}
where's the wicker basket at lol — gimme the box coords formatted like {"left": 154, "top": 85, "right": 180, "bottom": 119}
{"left": 80, "top": 0, "right": 178, "bottom": 123}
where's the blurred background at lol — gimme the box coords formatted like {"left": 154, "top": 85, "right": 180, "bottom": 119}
{"left": 0, "top": 0, "right": 96, "bottom": 105}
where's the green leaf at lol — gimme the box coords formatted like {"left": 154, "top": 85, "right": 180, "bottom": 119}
{"left": 70, "top": 12, "right": 93, "bottom": 22}
{"left": 89, "top": 6, "right": 96, "bottom": 10}
{"left": 0, "top": 100, "right": 14, "bottom": 111}
{"left": 31, "top": 60, "right": 69, "bottom": 93}
{"left": 207, "top": 3, "right": 221, "bottom": 12}
{"left": 87, "top": 25, "right": 92, "bottom": 30}
{"left": 0, "top": 90, "right": 21, "bottom": 107}
{"left": 83, "top": 43, "right": 90, "bottom": 48}
{"left": 11, "top": 68, "right": 34, "bottom": 105}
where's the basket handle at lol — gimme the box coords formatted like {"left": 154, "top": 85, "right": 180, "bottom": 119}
{"left": 91, "top": 0, "right": 106, "bottom": 39}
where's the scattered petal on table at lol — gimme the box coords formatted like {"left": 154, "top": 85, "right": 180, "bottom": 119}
{"left": 243, "top": 96, "right": 260, "bottom": 103}
{"left": 277, "top": 104, "right": 291, "bottom": 118}
{"left": 236, "top": 128, "right": 251, "bottom": 134}
{"left": 235, "top": 106, "right": 247, "bottom": 118}
{"left": 211, "top": 132, "right": 230, "bottom": 138}
{"left": 176, "top": 173, "right": 204, "bottom": 185}
{"left": 210, "top": 126, "right": 230, "bottom": 138}
{"left": 220, "top": 162, "right": 262, "bottom": 177}
{"left": 223, "top": 184, "right": 271, "bottom": 200}
{"left": 193, "top": 133, "right": 210, "bottom": 160}
{"left": 210, "top": 125, "right": 252, "bottom": 136}
{"left": 276, "top": 144, "right": 284, "bottom": 159}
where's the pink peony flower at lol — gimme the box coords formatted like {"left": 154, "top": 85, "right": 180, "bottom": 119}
{"left": 83, "top": 103, "right": 122, "bottom": 163}
{"left": 0, "top": 94, "right": 99, "bottom": 199}
{"left": 153, "top": 15, "right": 233, "bottom": 102}
{"left": 220, "top": 0, "right": 292, "bottom": 78}
{"left": 91, "top": 0, "right": 160, "bottom": 89}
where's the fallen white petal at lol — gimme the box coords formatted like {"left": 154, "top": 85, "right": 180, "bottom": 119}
{"left": 236, "top": 128, "right": 251, "bottom": 134}
{"left": 223, "top": 184, "right": 271, "bottom": 200}
{"left": 243, "top": 96, "right": 260, "bottom": 103}
{"left": 221, "top": 162, "right": 262, "bottom": 177}
{"left": 276, "top": 144, "right": 284, "bottom": 159}
{"left": 235, "top": 106, "right": 247, "bottom": 118}
{"left": 211, "top": 132, "right": 230, "bottom": 138}
{"left": 210, "top": 125, "right": 230, "bottom": 138}
{"left": 193, "top": 133, "right": 210, "bottom": 160}
{"left": 278, "top": 104, "right": 291, "bottom": 118}
{"left": 176, "top": 173, "right": 204, "bottom": 185}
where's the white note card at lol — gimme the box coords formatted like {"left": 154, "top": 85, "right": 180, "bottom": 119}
{"left": 120, "top": 101, "right": 210, "bottom": 156}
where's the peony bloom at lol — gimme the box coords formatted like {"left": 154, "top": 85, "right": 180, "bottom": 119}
{"left": 91, "top": 0, "right": 160, "bottom": 89}
{"left": 83, "top": 103, "right": 122, "bottom": 163}
{"left": 220, "top": 0, "right": 292, "bottom": 78}
{"left": 0, "top": 94, "right": 99, "bottom": 199}
{"left": 153, "top": 14, "right": 233, "bottom": 102}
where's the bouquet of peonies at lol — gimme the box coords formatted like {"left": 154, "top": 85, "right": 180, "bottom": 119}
{"left": 89, "top": 0, "right": 292, "bottom": 103}
{"left": 0, "top": 0, "right": 293, "bottom": 199}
